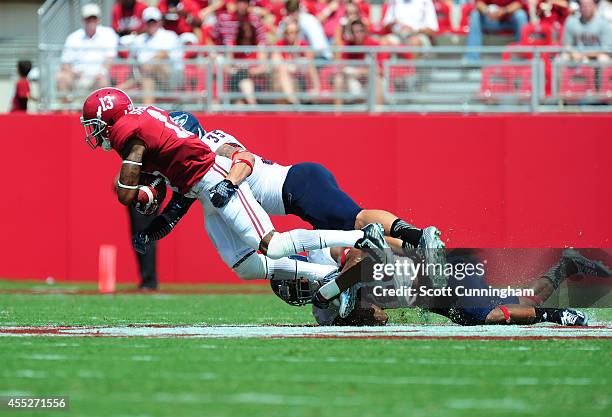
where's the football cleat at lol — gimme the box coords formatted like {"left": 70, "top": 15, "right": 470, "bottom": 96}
{"left": 562, "top": 249, "right": 611, "bottom": 278}
{"left": 311, "top": 291, "right": 330, "bottom": 310}
{"left": 355, "top": 223, "right": 390, "bottom": 264}
{"left": 418, "top": 226, "right": 447, "bottom": 286}
{"left": 559, "top": 309, "right": 589, "bottom": 326}
{"left": 338, "top": 285, "right": 358, "bottom": 319}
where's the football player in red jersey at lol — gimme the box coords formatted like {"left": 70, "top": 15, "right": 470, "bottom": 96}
{"left": 81, "top": 87, "right": 389, "bottom": 282}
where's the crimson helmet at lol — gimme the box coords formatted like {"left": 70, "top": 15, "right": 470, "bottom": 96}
{"left": 81, "top": 87, "right": 133, "bottom": 150}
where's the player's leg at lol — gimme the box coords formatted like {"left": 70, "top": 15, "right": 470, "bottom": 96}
{"left": 234, "top": 253, "right": 338, "bottom": 281}
{"left": 313, "top": 249, "right": 376, "bottom": 307}
{"left": 485, "top": 305, "right": 589, "bottom": 326}
{"left": 282, "top": 162, "right": 444, "bottom": 258}
{"left": 518, "top": 249, "right": 611, "bottom": 307}
{"left": 199, "top": 156, "right": 386, "bottom": 260}
{"left": 204, "top": 210, "right": 338, "bottom": 281}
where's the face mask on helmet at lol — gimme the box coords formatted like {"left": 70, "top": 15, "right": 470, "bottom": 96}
{"left": 81, "top": 117, "right": 112, "bottom": 151}
{"left": 270, "top": 278, "right": 321, "bottom": 306}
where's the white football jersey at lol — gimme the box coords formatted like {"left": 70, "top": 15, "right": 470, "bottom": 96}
{"left": 200, "top": 129, "right": 291, "bottom": 215}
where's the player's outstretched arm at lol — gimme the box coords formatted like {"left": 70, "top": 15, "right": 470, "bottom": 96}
{"left": 117, "top": 140, "right": 146, "bottom": 206}
{"left": 209, "top": 149, "right": 255, "bottom": 208}
{"left": 132, "top": 192, "right": 196, "bottom": 254}
{"left": 225, "top": 149, "right": 255, "bottom": 185}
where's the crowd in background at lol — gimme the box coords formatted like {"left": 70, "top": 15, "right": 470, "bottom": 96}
{"left": 46, "top": 0, "right": 612, "bottom": 105}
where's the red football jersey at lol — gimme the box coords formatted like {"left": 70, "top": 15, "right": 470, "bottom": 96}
{"left": 109, "top": 106, "right": 215, "bottom": 194}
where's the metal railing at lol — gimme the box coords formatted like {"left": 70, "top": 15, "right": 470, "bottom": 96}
{"left": 37, "top": 44, "right": 612, "bottom": 113}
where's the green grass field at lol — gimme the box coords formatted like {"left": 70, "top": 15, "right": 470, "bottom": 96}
{"left": 0, "top": 280, "right": 610, "bottom": 417}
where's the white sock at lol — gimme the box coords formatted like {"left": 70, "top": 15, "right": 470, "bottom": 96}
{"left": 318, "top": 279, "right": 341, "bottom": 300}
{"left": 266, "top": 257, "right": 337, "bottom": 281}
{"left": 266, "top": 229, "right": 364, "bottom": 259}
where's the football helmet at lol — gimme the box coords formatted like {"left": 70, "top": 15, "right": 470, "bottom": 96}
{"left": 81, "top": 87, "right": 133, "bottom": 151}
{"left": 270, "top": 277, "right": 322, "bottom": 306}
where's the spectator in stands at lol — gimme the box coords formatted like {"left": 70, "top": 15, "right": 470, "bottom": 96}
{"left": 10, "top": 60, "right": 32, "bottom": 113}
{"left": 334, "top": 1, "right": 363, "bottom": 45}
{"left": 180, "top": 32, "right": 201, "bottom": 59}
{"left": 352, "top": 0, "right": 371, "bottom": 27}
{"left": 333, "top": 20, "right": 385, "bottom": 106}
{"left": 259, "top": 0, "right": 286, "bottom": 30}
{"left": 130, "top": 7, "right": 182, "bottom": 104}
{"left": 562, "top": 0, "right": 612, "bottom": 62}
{"left": 536, "top": 0, "right": 570, "bottom": 29}
{"left": 229, "top": 20, "right": 269, "bottom": 104}
{"left": 158, "top": 0, "right": 203, "bottom": 34}
{"left": 465, "top": 0, "right": 528, "bottom": 60}
{"left": 273, "top": 19, "right": 320, "bottom": 103}
{"left": 112, "top": 0, "right": 148, "bottom": 36}
{"left": 199, "top": 0, "right": 226, "bottom": 25}
{"left": 212, "top": 0, "right": 267, "bottom": 46}
{"left": 316, "top": 0, "right": 346, "bottom": 39}
{"left": 382, "top": 0, "right": 439, "bottom": 49}
{"left": 600, "top": 0, "right": 612, "bottom": 24}
{"left": 56, "top": 4, "right": 118, "bottom": 99}
{"left": 282, "top": 0, "right": 331, "bottom": 59}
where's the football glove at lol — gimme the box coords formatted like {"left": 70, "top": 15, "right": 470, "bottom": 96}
{"left": 134, "top": 185, "right": 159, "bottom": 216}
{"left": 209, "top": 179, "right": 237, "bottom": 208}
{"left": 132, "top": 232, "right": 151, "bottom": 255}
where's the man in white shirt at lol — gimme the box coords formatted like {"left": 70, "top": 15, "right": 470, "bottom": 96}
{"left": 131, "top": 7, "right": 182, "bottom": 104}
{"left": 282, "top": 0, "right": 332, "bottom": 59}
{"left": 562, "top": 0, "right": 611, "bottom": 62}
{"left": 382, "top": 0, "right": 439, "bottom": 48}
{"left": 56, "top": 4, "right": 119, "bottom": 98}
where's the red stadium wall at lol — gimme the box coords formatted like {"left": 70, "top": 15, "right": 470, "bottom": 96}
{"left": 0, "top": 113, "right": 610, "bottom": 284}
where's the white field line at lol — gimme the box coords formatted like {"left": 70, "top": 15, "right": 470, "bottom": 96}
{"left": 0, "top": 324, "right": 611, "bottom": 339}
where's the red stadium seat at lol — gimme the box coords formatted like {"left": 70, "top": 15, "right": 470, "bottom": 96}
{"left": 459, "top": 3, "right": 474, "bottom": 34}
{"left": 433, "top": 1, "right": 471, "bottom": 35}
{"left": 318, "top": 66, "right": 339, "bottom": 101}
{"left": 435, "top": 1, "right": 453, "bottom": 34}
{"left": 559, "top": 66, "right": 596, "bottom": 99}
{"left": 600, "top": 66, "right": 612, "bottom": 100}
{"left": 388, "top": 65, "right": 417, "bottom": 93}
{"left": 480, "top": 65, "right": 532, "bottom": 100}
{"left": 183, "top": 64, "right": 206, "bottom": 93}
{"left": 110, "top": 64, "right": 132, "bottom": 86}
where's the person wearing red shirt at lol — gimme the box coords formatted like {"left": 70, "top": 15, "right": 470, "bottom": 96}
{"left": 333, "top": 20, "right": 384, "bottom": 106}
{"left": 157, "top": 0, "right": 203, "bottom": 34}
{"left": 272, "top": 19, "right": 320, "bottom": 104}
{"left": 229, "top": 19, "right": 269, "bottom": 104}
{"left": 315, "top": 0, "right": 346, "bottom": 39}
{"left": 334, "top": 1, "right": 362, "bottom": 46}
{"left": 211, "top": 0, "right": 267, "bottom": 46}
{"left": 11, "top": 60, "right": 31, "bottom": 113}
{"left": 112, "top": 0, "right": 148, "bottom": 36}
{"left": 536, "top": 0, "right": 570, "bottom": 29}
{"left": 465, "top": 0, "right": 528, "bottom": 60}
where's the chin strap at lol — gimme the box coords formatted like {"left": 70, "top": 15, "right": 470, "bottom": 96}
{"left": 102, "top": 139, "right": 113, "bottom": 151}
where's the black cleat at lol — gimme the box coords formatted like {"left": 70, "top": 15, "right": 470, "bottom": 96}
{"left": 562, "top": 249, "right": 612, "bottom": 278}
{"left": 418, "top": 226, "right": 447, "bottom": 287}
{"left": 138, "top": 280, "right": 158, "bottom": 291}
{"left": 355, "top": 223, "right": 389, "bottom": 264}
{"left": 558, "top": 309, "right": 589, "bottom": 326}
{"left": 338, "top": 285, "right": 358, "bottom": 319}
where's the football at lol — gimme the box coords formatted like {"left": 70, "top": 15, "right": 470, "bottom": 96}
{"left": 135, "top": 173, "right": 167, "bottom": 215}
